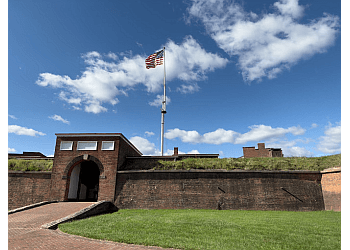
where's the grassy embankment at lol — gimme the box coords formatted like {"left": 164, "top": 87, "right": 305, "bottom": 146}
{"left": 59, "top": 209, "right": 340, "bottom": 250}
{"left": 8, "top": 158, "right": 53, "bottom": 171}
{"left": 8, "top": 154, "right": 341, "bottom": 172}
{"left": 157, "top": 154, "right": 341, "bottom": 171}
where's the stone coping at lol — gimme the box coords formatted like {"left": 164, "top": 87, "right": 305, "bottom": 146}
{"left": 8, "top": 201, "right": 58, "bottom": 214}
{"left": 117, "top": 169, "right": 322, "bottom": 174}
{"left": 41, "top": 201, "right": 117, "bottom": 230}
{"left": 321, "top": 167, "right": 341, "bottom": 173}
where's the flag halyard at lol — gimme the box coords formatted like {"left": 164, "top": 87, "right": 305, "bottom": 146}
{"left": 145, "top": 49, "right": 164, "bottom": 69}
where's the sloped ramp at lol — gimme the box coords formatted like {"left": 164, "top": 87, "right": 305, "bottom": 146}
{"left": 8, "top": 201, "right": 173, "bottom": 249}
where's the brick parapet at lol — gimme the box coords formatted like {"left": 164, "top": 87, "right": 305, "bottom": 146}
{"left": 115, "top": 170, "right": 324, "bottom": 211}
{"left": 8, "top": 171, "right": 52, "bottom": 210}
{"left": 321, "top": 168, "right": 341, "bottom": 211}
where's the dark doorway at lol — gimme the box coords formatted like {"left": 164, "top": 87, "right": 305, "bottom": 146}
{"left": 68, "top": 161, "right": 100, "bottom": 202}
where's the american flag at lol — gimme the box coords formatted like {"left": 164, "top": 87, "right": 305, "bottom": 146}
{"left": 145, "top": 49, "right": 164, "bottom": 69}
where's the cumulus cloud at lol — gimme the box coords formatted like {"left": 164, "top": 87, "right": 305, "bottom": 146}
{"left": 234, "top": 125, "right": 305, "bottom": 144}
{"left": 165, "top": 125, "right": 305, "bottom": 145}
{"left": 36, "top": 36, "right": 228, "bottom": 114}
{"left": 284, "top": 146, "right": 313, "bottom": 157}
{"left": 129, "top": 136, "right": 201, "bottom": 156}
{"left": 187, "top": 0, "right": 339, "bottom": 81}
{"left": 176, "top": 83, "right": 200, "bottom": 94}
{"left": 8, "top": 148, "right": 16, "bottom": 153}
{"left": 145, "top": 131, "right": 155, "bottom": 137}
{"left": 49, "top": 114, "right": 70, "bottom": 124}
{"left": 8, "top": 125, "right": 46, "bottom": 136}
{"left": 129, "top": 136, "right": 159, "bottom": 156}
{"left": 266, "top": 140, "right": 313, "bottom": 157}
{"left": 317, "top": 122, "right": 341, "bottom": 154}
{"left": 149, "top": 95, "right": 171, "bottom": 107}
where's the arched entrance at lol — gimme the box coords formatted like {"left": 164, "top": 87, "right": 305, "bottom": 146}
{"left": 67, "top": 161, "right": 100, "bottom": 202}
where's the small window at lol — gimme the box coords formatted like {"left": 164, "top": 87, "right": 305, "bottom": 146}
{"left": 60, "top": 141, "right": 73, "bottom": 150}
{"left": 102, "top": 141, "right": 115, "bottom": 151}
{"left": 77, "top": 141, "right": 97, "bottom": 150}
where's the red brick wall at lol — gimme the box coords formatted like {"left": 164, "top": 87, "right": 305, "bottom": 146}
{"left": 321, "top": 168, "right": 341, "bottom": 211}
{"left": 115, "top": 170, "right": 325, "bottom": 211}
{"left": 243, "top": 147, "right": 271, "bottom": 158}
{"left": 50, "top": 134, "right": 142, "bottom": 203}
{"left": 50, "top": 136, "right": 121, "bottom": 202}
{"left": 8, "top": 171, "right": 52, "bottom": 210}
{"left": 243, "top": 144, "right": 283, "bottom": 158}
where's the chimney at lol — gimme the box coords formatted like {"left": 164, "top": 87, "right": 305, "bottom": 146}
{"left": 173, "top": 147, "right": 178, "bottom": 156}
{"left": 258, "top": 143, "right": 265, "bottom": 150}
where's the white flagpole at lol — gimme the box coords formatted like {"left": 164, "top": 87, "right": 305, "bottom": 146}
{"left": 161, "top": 47, "right": 166, "bottom": 156}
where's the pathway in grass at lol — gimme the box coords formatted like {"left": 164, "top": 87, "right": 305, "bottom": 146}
{"left": 59, "top": 210, "right": 340, "bottom": 250}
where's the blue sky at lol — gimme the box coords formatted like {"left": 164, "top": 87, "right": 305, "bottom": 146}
{"left": 7, "top": 0, "right": 342, "bottom": 158}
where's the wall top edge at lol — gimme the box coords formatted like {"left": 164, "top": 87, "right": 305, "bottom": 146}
{"left": 55, "top": 133, "right": 122, "bottom": 137}
{"left": 117, "top": 169, "right": 321, "bottom": 174}
{"left": 8, "top": 171, "right": 52, "bottom": 174}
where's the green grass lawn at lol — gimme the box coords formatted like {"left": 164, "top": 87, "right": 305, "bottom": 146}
{"left": 59, "top": 209, "right": 340, "bottom": 250}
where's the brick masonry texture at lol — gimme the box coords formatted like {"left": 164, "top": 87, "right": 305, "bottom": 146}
{"left": 321, "top": 169, "right": 341, "bottom": 211}
{"left": 8, "top": 171, "right": 52, "bottom": 210}
{"left": 50, "top": 135, "right": 141, "bottom": 203}
{"left": 115, "top": 170, "right": 325, "bottom": 211}
{"left": 243, "top": 143, "right": 283, "bottom": 158}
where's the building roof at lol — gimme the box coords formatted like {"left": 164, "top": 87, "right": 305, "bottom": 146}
{"left": 55, "top": 133, "right": 142, "bottom": 155}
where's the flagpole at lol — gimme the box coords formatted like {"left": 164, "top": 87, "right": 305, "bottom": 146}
{"left": 161, "top": 47, "right": 166, "bottom": 156}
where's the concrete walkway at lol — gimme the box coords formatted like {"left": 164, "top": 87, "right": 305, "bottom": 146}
{"left": 8, "top": 202, "right": 176, "bottom": 250}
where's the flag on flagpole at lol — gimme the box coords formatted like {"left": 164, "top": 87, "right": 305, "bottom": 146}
{"left": 145, "top": 49, "right": 164, "bottom": 69}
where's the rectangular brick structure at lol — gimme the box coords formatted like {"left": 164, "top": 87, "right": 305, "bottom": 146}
{"left": 321, "top": 167, "right": 341, "bottom": 211}
{"left": 50, "top": 133, "right": 142, "bottom": 203}
{"left": 243, "top": 143, "right": 283, "bottom": 158}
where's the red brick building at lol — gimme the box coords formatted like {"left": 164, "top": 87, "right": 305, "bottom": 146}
{"left": 50, "top": 133, "right": 142, "bottom": 202}
{"left": 243, "top": 143, "right": 283, "bottom": 158}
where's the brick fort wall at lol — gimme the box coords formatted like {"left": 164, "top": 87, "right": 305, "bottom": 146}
{"left": 115, "top": 170, "right": 325, "bottom": 211}
{"left": 321, "top": 168, "right": 341, "bottom": 211}
{"left": 8, "top": 171, "right": 52, "bottom": 210}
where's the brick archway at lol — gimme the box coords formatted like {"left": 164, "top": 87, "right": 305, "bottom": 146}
{"left": 63, "top": 155, "right": 105, "bottom": 201}
{"left": 63, "top": 155, "right": 105, "bottom": 178}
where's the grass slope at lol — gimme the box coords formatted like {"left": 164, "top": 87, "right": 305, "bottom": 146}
{"left": 157, "top": 154, "right": 341, "bottom": 171}
{"left": 59, "top": 209, "right": 340, "bottom": 250}
{"left": 8, "top": 159, "right": 53, "bottom": 171}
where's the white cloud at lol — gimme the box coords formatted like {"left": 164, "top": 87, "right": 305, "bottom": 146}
{"left": 176, "top": 83, "right": 200, "bottom": 94}
{"left": 8, "top": 125, "right": 46, "bottom": 137}
{"left": 49, "top": 114, "right": 70, "bottom": 124}
{"left": 36, "top": 36, "right": 228, "bottom": 114}
{"left": 311, "top": 123, "right": 318, "bottom": 129}
{"left": 317, "top": 122, "right": 341, "bottom": 154}
{"left": 187, "top": 149, "right": 200, "bottom": 154}
{"left": 273, "top": 0, "right": 304, "bottom": 19}
{"left": 234, "top": 125, "right": 305, "bottom": 144}
{"left": 149, "top": 95, "right": 171, "bottom": 107}
{"left": 129, "top": 136, "right": 159, "bottom": 156}
{"left": 129, "top": 136, "right": 202, "bottom": 156}
{"left": 106, "top": 52, "right": 118, "bottom": 60}
{"left": 283, "top": 146, "right": 313, "bottom": 157}
{"left": 187, "top": 0, "right": 339, "bottom": 81}
{"left": 8, "top": 148, "right": 16, "bottom": 153}
{"left": 9, "top": 115, "right": 17, "bottom": 120}
{"left": 165, "top": 125, "right": 305, "bottom": 145}
{"left": 266, "top": 140, "right": 313, "bottom": 157}
{"left": 145, "top": 131, "right": 155, "bottom": 137}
